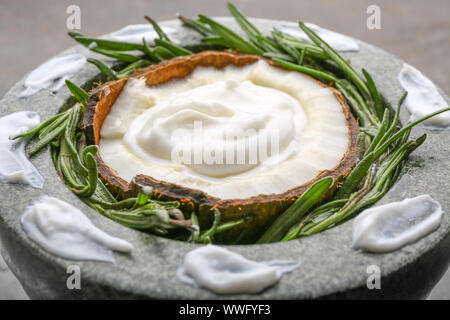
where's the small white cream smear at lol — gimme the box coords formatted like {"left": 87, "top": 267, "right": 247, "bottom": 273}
{"left": 176, "top": 245, "right": 300, "bottom": 294}
{"left": 100, "top": 60, "right": 350, "bottom": 199}
{"left": 21, "top": 196, "right": 133, "bottom": 262}
{"left": 0, "top": 111, "right": 43, "bottom": 188}
{"left": 398, "top": 64, "right": 450, "bottom": 128}
{"left": 19, "top": 54, "right": 86, "bottom": 98}
{"left": 280, "top": 23, "right": 360, "bottom": 52}
{"left": 103, "top": 24, "right": 177, "bottom": 44}
{"left": 352, "top": 195, "right": 443, "bottom": 253}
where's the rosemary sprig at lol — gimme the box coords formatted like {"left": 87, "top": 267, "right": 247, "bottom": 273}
{"left": 145, "top": 15, "right": 194, "bottom": 56}
{"left": 273, "top": 33, "right": 303, "bottom": 64}
{"left": 261, "top": 51, "right": 294, "bottom": 62}
{"left": 73, "top": 17, "right": 192, "bottom": 82}
{"left": 373, "top": 107, "right": 450, "bottom": 159}
{"left": 257, "top": 177, "right": 334, "bottom": 243}
{"left": 143, "top": 38, "right": 163, "bottom": 62}
{"left": 338, "top": 79, "right": 380, "bottom": 127}
{"left": 116, "top": 59, "right": 153, "bottom": 78}
{"left": 334, "top": 151, "right": 375, "bottom": 200}
{"left": 281, "top": 198, "right": 348, "bottom": 241}
{"left": 364, "top": 108, "right": 390, "bottom": 156}
{"left": 13, "top": 104, "right": 79, "bottom": 156}
{"left": 91, "top": 47, "right": 141, "bottom": 63}
{"left": 335, "top": 80, "right": 372, "bottom": 127}
{"left": 273, "top": 58, "right": 337, "bottom": 83}
{"left": 87, "top": 58, "right": 118, "bottom": 80}
{"left": 303, "top": 134, "right": 427, "bottom": 235}
{"left": 153, "top": 46, "right": 176, "bottom": 59}
{"left": 188, "top": 212, "right": 201, "bottom": 242}
{"left": 65, "top": 80, "right": 89, "bottom": 106}
{"left": 72, "top": 34, "right": 144, "bottom": 51}
{"left": 178, "top": 15, "right": 216, "bottom": 37}
{"left": 197, "top": 14, "right": 264, "bottom": 55}
{"left": 227, "top": 2, "right": 280, "bottom": 53}
{"left": 144, "top": 16, "right": 171, "bottom": 42}
{"left": 154, "top": 38, "right": 193, "bottom": 56}
{"left": 298, "top": 21, "right": 372, "bottom": 103}
{"left": 362, "top": 68, "right": 384, "bottom": 119}
{"left": 192, "top": 209, "right": 253, "bottom": 243}
{"left": 270, "top": 31, "right": 328, "bottom": 60}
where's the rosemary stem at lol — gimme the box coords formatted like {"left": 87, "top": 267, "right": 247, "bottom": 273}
{"left": 273, "top": 58, "right": 337, "bottom": 83}
{"left": 299, "top": 21, "right": 371, "bottom": 101}
{"left": 374, "top": 107, "right": 450, "bottom": 159}
{"left": 257, "top": 177, "right": 333, "bottom": 243}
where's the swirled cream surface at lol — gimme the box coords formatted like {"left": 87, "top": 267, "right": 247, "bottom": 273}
{"left": 100, "top": 60, "right": 350, "bottom": 199}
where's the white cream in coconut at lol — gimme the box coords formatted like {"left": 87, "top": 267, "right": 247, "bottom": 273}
{"left": 176, "top": 245, "right": 300, "bottom": 294}
{"left": 124, "top": 78, "right": 306, "bottom": 178}
{"left": 21, "top": 196, "right": 133, "bottom": 262}
{"left": 99, "top": 60, "right": 350, "bottom": 199}
{"left": 19, "top": 54, "right": 86, "bottom": 98}
{"left": 398, "top": 64, "right": 450, "bottom": 128}
{"left": 352, "top": 195, "right": 443, "bottom": 253}
{"left": 0, "top": 111, "right": 43, "bottom": 188}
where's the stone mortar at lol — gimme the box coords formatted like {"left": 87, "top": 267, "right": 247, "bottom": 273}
{"left": 0, "top": 18, "right": 449, "bottom": 299}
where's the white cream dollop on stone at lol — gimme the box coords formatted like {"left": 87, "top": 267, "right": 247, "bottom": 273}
{"left": 21, "top": 196, "right": 133, "bottom": 262}
{"left": 0, "top": 111, "right": 43, "bottom": 188}
{"left": 352, "top": 195, "right": 443, "bottom": 253}
{"left": 19, "top": 54, "right": 86, "bottom": 98}
{"left": 176, "top": 245, "right": 300, "bottom": 294}
{"left": 398, "top": 63, "right": 450, "bottom": 128}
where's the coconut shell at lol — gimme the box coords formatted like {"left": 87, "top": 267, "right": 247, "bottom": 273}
{"left": 82, "top": 51, "right": 359, "bottom": 242}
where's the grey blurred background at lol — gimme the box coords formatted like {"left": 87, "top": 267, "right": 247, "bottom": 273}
{"left": 0, "top": 0, "right": 448, "bottom": 299}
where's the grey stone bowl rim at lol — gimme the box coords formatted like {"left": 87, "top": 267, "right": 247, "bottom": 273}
{"left": 0, "top": 17, "right": 449, "bottom": 299}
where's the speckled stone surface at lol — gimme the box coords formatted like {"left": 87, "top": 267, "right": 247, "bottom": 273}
{"left": 0, "top": 18, "right": 449, "bottom": 299}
